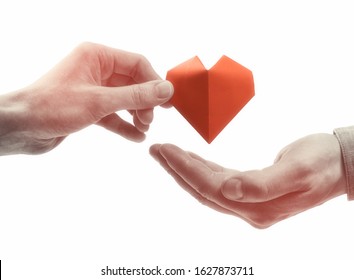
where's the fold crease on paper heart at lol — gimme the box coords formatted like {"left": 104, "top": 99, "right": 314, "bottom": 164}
{"left": 166, "top": 55, "right": 254, "bottom": 143}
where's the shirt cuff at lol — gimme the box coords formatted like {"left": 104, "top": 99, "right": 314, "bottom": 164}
{"left": 334, "top": 126, "right": 354, "bottom": 200}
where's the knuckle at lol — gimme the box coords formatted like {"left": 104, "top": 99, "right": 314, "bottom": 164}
{"left": 135, "top": 54, "right": 150, "bottom": 67}
{"left": 129, "top": 54, "right": 152, "bottom": 78}
{"left": 247, "top": 212, "right": 276, "bottom": 229}
{"left": 75, "top": 41, "right": 96, "bottom": 55}
{"left": 137, "top": 53, "right": 149, "bottom": 64}
{"left": 73, "top": 42, "right": 103, "bottom": 62}
{"left": 131, "top": 84, "right": 149, "bottom": 106}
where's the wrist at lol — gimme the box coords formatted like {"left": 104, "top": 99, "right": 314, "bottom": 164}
{"left": 0, "top": 90, "right": 28, "bottom": 155}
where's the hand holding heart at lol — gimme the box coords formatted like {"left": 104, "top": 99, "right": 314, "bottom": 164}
{"left": 0, "top": 42, "right": 173, "bottom": 155}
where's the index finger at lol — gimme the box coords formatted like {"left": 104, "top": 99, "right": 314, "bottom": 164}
{"left": 68, "top": 42, "right": 161, "bottom": 84}
{"left": 158, "top": 144, "right": 225, "bottom": 200}
{"left": 97, "top": 44, "right": 161, "bottom": 83}
{"left": 149, "top": 144, "right": 235, "bottom": 215}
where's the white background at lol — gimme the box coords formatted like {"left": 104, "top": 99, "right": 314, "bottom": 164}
{"left": 1, "top": 0, "right": 354, "bottom": 278}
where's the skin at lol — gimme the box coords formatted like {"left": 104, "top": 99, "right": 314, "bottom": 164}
{"left": 0, "top": 42, "right": 173, "bottom": 155}
{"left": 0, "top": 42, "right": 347, "bottom": 228}
{"left": 150, "top": 133, "right": 347, "bottom": 228}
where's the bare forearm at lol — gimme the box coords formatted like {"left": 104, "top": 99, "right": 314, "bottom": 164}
{"left": 0, "top": 90, "right": 29, "bottom": 155}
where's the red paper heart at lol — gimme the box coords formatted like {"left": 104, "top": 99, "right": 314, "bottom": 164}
{"left": 166, "top": 56, "right": 255, "bottom": 143}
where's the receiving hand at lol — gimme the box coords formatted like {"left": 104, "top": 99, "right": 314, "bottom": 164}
{"left": 0, "top": 42, "right": 173, "bottom": 155}
{"left": 150, "top": 134, "right": 346, "bottom": 228}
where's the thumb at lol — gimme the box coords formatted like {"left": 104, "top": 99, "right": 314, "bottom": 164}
{"left": 97, "top": 80, "right": 174, "bottom": 113}
{"left": 123, "top": 80, "right": 173, "bottom": 109}
{"left": 221, "top": 164, "right": 301, "bottom": 202}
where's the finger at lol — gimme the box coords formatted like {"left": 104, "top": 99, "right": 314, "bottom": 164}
{"left": 149, "top": 144, "right": 235, "bottom": 216}
{"left": 77, "top": 42, "right": 161, "bottom": 83}
{"left": 96, "top": 113, "right": 145, "bottom": 142}
{"left": 105, "top": 48, "right": 161, "bottom": 83}
{"left": 128, "top": 109, "right": 153, "bottom": 133}
{"left": 132, "top": 111, "right": 150, "bottom": 133}
{"left": 92, "top": 80, "right": 174, "bottom": 116}
{"left": 156, "top": 144, "right": 253, "bottom": 218}
{"left": 188, "top": 151, "right": 225, "bottom": 173}
{"left": 160, "top": 101, "right": 173, "bottom": 109}
{"left": 221, "top": 163, "right": 307, "bottom": 202}
{"left": 101, "top": 74, "right": 136, "bottom": 87}
{"left": 158, "top": 144, "right": 226, "bottom": 200}
{"left": 136, "top": 109, "right": 154, "bottom": 125}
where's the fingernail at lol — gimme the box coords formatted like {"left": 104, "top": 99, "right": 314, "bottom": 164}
{"left": 222, "top": 178, "right": 243, "bottom": 200}
{"left": 156, "top": 81, "right": 173, "bottom": 99}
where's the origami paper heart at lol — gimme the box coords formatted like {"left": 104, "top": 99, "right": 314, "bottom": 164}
{"left": 166, "top": 56, "right": 255, "bottom": 143}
